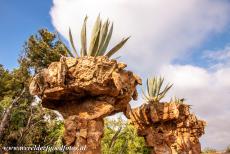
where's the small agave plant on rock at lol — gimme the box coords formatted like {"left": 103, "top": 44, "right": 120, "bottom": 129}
{"left": 65, "top": 15, "right": 129, "bottom": 58}
{"left": 29, "top": 16, "right": 141, "bottom": 154}
{"left": 142, "top": 77, "right": 173, "bottom": 104}
{"left": 125, "top": 77, "right": 206, "bottom": 154}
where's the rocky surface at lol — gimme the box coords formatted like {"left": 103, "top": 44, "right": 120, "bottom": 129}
{"left": 29, "top": 56, "right": 141, "bottom": 154}
{"left": 125, "top": 102, "right": 206, "bottom": 154}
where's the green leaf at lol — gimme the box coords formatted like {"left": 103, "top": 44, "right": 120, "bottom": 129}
{"left": 88, "top": 15, "right": 101, "bottom": 56}
{"left": 105, "top": 37, "right": 130, "bottom": 58}
{"left": 96, "top": 19, "right": 109, "bottom": 56}
{"left": 145, "top": 77, "right": 173, "bottom": 102}
{"left": 146, "top": 78, "right": 150, "bottom": 97}
{"left": 158, "top": 84, "right": 173, "bottom": 100}
{"left": 69, "top": 28, "right": 79, "bottom": 57}
{"left": 56, "top": 31, "right": 74, "bottom": 57}
{"left": 63, "top": 44, "right": 74, "bottom": 57}
{"left": 91, "top": 26, "right": 101, "bottom": 56}
{"left": 142, "top": 87, "right": 150, "bottom": 102}
{"left": 152, "top": 77, "right": 157, "bottom": 97}
{"left": 155, "top": 77, "right": 163, "bottom": 97}
{"left": 80, "top": 16, "right": 88, "bottom": 56}
{"left": 100, "top": 23, "right": 113, "bottom": 55}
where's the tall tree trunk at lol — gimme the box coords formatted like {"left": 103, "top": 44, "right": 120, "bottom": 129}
{"left": 0, "top": 88, "right": 25, "bottom": 140}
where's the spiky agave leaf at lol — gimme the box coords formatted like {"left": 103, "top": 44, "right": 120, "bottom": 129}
{"left": 146, "top": 78, "right": 151, "bottom": 99}
{"left": 152, "top": 77, "right": 158, "bottom": 100}
{"left": 91, "top": 26, "right": 101, "bottom": 56}
{"left": 146, "top": 78, "right": 150, "bottom": 98}
{"left": 113, "top": 56, "right": 122, "bottom": 60}
{"left": 99, "top": 23, "right": 113, "bottom": 56}
{"left": 88, "top": 15, "right": 101, "bottom": 56}
{"left": 80, "top": 16, "right": 88, "bottom": 56}
{"left": 105, "top": 37, "right": 130, "bottom": 58}
{"left": 153, "top": 77, "right": 164, "bottom": 101}
{"left": 170, "top": 96, "right": 184, "bottom": 104}
{"left": 158, "top": 83, "right": 173, "bottom": 101}
{"left": 69, "top": 28, "right": 79, "bottom": 57}
{"left": 62, "top": 44, "right": 74, "bottom": 58}
{"left": 143, "top": 77, "right": 173, "bottom": 103}
{"left": 55, "top": 31, "right": 74, "bottom": 57}
{"left": 68, "top": 15, "right": 129, "bottom": 58}
{"left": 96, "top": 19, "right": 109, "bottom": 56}
{"left": 142, "top": 86, "right": 151, "bottom": 102}
{"left": 156, "top": 77, "right": 164, "bottom": 96}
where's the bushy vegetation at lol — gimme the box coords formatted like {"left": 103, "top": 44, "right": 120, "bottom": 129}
{"left": 142, "top": 77, "right": 173, "bottom": 104}
{"left": 0, "top": 28, "right": 147, "bottom": 154}
{"left": 67, "top": 15, "right": 129, "bottom": 58}
{"left": 0, "top": 29, "right": 66, "bottom": 153}
{"left": 102, "top": 117, "right": 150, "bottom": 154}
{"left": 202, "top": 147, "right": 217, "bottom": 154}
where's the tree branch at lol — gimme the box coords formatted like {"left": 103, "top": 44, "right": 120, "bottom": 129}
{"left": 0, "top": 88, "right": 26, "bottom": 139}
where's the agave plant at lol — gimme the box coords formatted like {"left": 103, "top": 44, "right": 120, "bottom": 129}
{"left": 170, "top": 96, "right": 185, "bottom": 104}
{"left": 142, "top": 77, "right": 173, "bottom": 104}
{"left": 64, "top": 15, "right": 129, "bottom": 58}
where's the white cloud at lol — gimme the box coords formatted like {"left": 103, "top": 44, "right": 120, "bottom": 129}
{"left": 203, "top": 45, "right": 230, "bottom": 69}
{"left": 50, "top": 0, "right": 230, "bottom": 74}
{"left": 159, "top": 64, "right": 230, "bottom": 150}
{"left": 205, "top": 47, "right": 230, "bottom": 61}
{"left": 50, "top": 0, "right": 230, "bottom": 150}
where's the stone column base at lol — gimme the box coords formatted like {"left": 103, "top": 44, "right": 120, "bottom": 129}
{"left": 63, "top": 115, "right": 104, "bottom": 154}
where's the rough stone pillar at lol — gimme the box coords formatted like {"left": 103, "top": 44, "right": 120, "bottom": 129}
{"left": 125, "top": 103, "right": 206, "bottom": 154}
{"left": 64, "top": 116, "right": 104, "bottom": 154}
{"left": 29, "top": 56, "right": 141, "bottom": 154}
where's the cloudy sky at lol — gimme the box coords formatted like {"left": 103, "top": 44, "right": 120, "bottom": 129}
{"left": 1, "top": 0, "right": 230, "bottom": 150}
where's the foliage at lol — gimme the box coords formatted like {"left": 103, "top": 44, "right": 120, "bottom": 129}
{"left": 0, "top": 29, "right": 66, "bottom": 153}
{"left": 102, "top": 117, "right": 150, "bottom": 154}
{"left": 170, "top": 96, "right": 185, "bottom": 104}
{"left": 142, "top": 77, "right": 173, "bottom": 104}
{"left": 202, "top": 147, "right": 217, "bottom": 154}
{"left": 20, "top": 29, "right": 68, "bottom": 73}
{"left": 0, "top": 65, "right": 26, "bottom": 101}
{"left": 67, "top": 15, "right": 129, "bottom": 58}
{"left": 0, "top": 66, "right": 64, "bottom": 148}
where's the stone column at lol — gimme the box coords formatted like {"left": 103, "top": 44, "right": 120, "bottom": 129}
{"left": 125, "top": 103, "right": 206, "bottom": 154}
{"left": 64, "top": 115, "right": 104, "bottom": 154}
{"left": 29, "top": 56, "right": 141, "bottom": 154}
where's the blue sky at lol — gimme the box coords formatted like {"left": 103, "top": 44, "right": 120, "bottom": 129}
{"left": 0, "top": 0, "right": 53, "bottom": 69}
{"left": 1, "top": 0, "right": 230, "bottom": 70}
{"left": 1, "top": 0, "right": 230, "bottom": 150}
{"left": 173, "top": 27, "right": 230, "bottom": 68}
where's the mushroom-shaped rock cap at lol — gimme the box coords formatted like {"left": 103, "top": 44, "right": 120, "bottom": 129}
{"left": 29, "top": 56, "right": 141, "bottom": 118}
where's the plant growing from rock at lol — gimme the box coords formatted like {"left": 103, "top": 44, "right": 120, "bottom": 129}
{"left": 29, "top": 15, "right": 206, "bottom": 154}
{"left": 29, "top": 16, "right": 141, "bottom": 154}
{"left": 125, "top": 76, "right": 206, "bottom": 154}
{"left": 64, "top": 15, "right": 129, "bottom": 58}
{"left": 142, "top": 77, "right": 173, "bottom": 104}
{"left": 170, "top": 96, "right": 185, "bottom": 104}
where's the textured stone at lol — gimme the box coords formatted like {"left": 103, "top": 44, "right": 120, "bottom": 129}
{"left": 125, "top": 102, "right": 206, "bottom": 154}
{"left": 29, "top": 56, "right": 141, "bottom": 154}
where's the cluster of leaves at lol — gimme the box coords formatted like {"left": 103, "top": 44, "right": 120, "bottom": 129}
{"left": 21, "top": 29, "right": 68, "bottom": 73}
{"left": 67, "top": 15, "right": 129, "bottom": 58}
{"left": 142, "top": 77, "right": 173, "bottom": 104}
{"left": 170, "top": 96, "right": 185, "bottom": 104}
{"left": 0, "top": 27, "right": 134, "bottom": 153}
{"left": 0, "top": 29, "right": 66, "bottom": 153}
{"left": 202, "top": 147, "right": 217, "bottom": 154}
{"left": 202, "top": 145, "right": 230, "bottom": 154}
{"left": 102, "top": 117, "right": 150, "bottom": 154}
